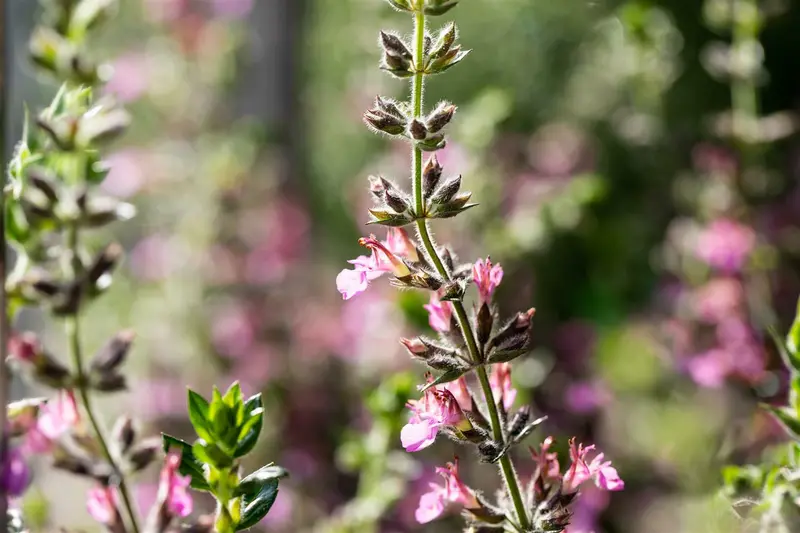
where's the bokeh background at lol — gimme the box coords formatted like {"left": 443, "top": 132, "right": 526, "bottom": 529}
{"left": 7, "top": 0, "right": 800, "bottom": 531}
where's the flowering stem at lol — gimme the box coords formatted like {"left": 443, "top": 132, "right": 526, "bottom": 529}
{"left": 64, "top": 227, "right": 140, "bottom": 533}
{"left": 409, "top": 9, "right": 531, "bottom": 530}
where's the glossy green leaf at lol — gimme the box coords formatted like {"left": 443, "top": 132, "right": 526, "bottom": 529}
{"left": 234, "top": 466, "right": 283, "bottom": 531}
{"left": 192, "top": 440, "right": 232, "bottom": 469}
{"left": 234, "top": 394, "right": 263, "bottom": 458}
{"left": 187, "top": 389, "right": 213, "bottom": 442}
{"left": 161, "top": 434, "right": 210, "bottom": 491}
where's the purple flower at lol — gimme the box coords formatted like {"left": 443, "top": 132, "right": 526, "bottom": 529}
{"left": 694, "top": 218, "right": 756, "bottom": 273}
{"left": 472, "top": 257, "right": 503, "bottom": 303}
{"left": 157, "top": 451, "right": 193, "bottom": 518}
{"left": 563, "top": 438, "right": 624, "bottom": 493}
{"left": 0, "top": 447, "right": 30, "bottom": 497}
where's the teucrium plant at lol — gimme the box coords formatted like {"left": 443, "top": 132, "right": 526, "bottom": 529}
{"left": 162, "top": 383, "right": 287, "bottom": 533}
{"left": 0, "top": 1, "right": 285, "bottom": 532}
{"left": 336, "top": 1, "right": 624, "bottom": 531}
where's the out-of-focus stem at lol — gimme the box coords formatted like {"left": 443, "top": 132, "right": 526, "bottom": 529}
{"left": 409, "top": 9, "right": 531, "bottom": 530}
{"left": 65, "top": 226, "right": 140, "bottom": 533}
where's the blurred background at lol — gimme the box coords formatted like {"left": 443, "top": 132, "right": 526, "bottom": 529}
{"left": 6, "top": 0, "right": 800, "bottom": 531}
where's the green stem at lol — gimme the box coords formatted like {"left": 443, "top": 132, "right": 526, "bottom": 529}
{"left": 65, "top": 227, "right": 140, "bottom": 533}
{"left": 409, "top": 10, "right": 531, "bottom": 530}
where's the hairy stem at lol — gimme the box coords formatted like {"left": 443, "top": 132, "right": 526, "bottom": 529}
{"left": 409, "top": 9, "right": 531, "bottom": 530}
{"left": 65, "top": 227, "right": 140, "bottom": 533}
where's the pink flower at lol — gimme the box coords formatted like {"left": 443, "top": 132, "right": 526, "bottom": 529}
{"left": 87, "top": 486, "right": 119, "bottom": 525}
{"left": 211, "top": 0, "right": 253, "bottom": 18}
{"left": 563, "top": 439, "right": 624, "bottom": 492}
{"left": 472, "top": 257, "right": 503, "bottom": 303}
{"left": 415, "top": 458, "right": 479, "bottom": 523}
{"left": 424, "top": 292, "right": 452, "bottom": 332}
{"left": 530, "top": 436, "right": 560, "bottom": 480}
{"left": 489, "top": 363, "right": 517, "bottom": 411}
{"left": 401, "top": 381, "right": 470, "bottom": 452}
{"left": 103, "top": 53, "right": 149, "bottom": 103}
{"left": 442, "top": 376, "right": 472, "bottom": 412}
{"left": 25, "top": 390, "right": 80, "bottom": 453}
{"left": 336, "top": 229, "right": 414, "bottom": 300}
{"left": 687, "top": 349, "right": 728, "bottom": 388}
{"left": 695, "top": 219, "right": 756, "bottom": 272}
{"left": 8, "top": 332, "right": 38, "bottom": 363}
{"left": 158, "top": 451, "right": 193, "bottom": 517}
{"left": 693, "top": 278, "right": 744, "bottom": 323}
{"left": 565, "top": 381, "right": 610, "bottom": 414}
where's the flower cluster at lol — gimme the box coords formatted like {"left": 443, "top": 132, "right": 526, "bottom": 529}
{"left": 336, "top": 2, "right": 623, "bottom": 530}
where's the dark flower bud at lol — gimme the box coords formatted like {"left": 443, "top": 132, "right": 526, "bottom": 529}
{"left": 380, "top": 31, "right": 412, "bottom": 60}
{"left": 90, "top": 330, "right": 135, "bottom": 374}
{"left": 50, "top": 282, "right": 83, "bottom": 317}
{"left": 376, "top": 96, "right": 407, "bottom": 120}
{"left": 90, "top": 372, "right": 127, "bottom": 392}
{"left": 430, "top": 175, "right": 462, "bottom": 204}
{"left": 487, "top": 308, "right": 536, "bottom": 364}
{"left": 422, "top": 154, "right": 443, "bottom": 197}
{"left": 477, "top": 440, "right": 503, "bottom": 463}
{"left": 440, "top": 279, "right": 467, "bottom": 301}
{"left": 79, "top": 195, "right": 136, "bottom": 228}
{"left": 426, "top": 103, "right": 456, "bottom": 133}
{"left": 402, "top": 337, "right": 471, "bottom": 372}
{"left": 52, "top": 442, "right": 114, "bottom": 483}
{"left": 400, "top": 337, "right": 427, "bottom": 356}
{"left": 476, "top": 302, "right": 493, "bottom": 347}
{"left": 8, "top": 333, "right": 73, "bottom": 389}
{"left": 408, "top": 119, "right": 428, "bottom": 140}
{"left": 111, "top": 415, "right": 136, "bottom": 454}
{"left": 76, "top": 104, "right": 131, "bottom": 148}
{"left": 428, "top": 45, "right": 471, "bottom": 74}
{"left": 364, "top": 108, "right": 406, "bottom": 136}
{"left": 380, "top": 177, "right": 410, "bottom": 213}
{"left": 26, "top": 168, "right": 60, "bottom": 205}
{"left": 428, "top": 191, "right": 477, "bottom": 219}
{"left": 394, "top": 271, "right": 443, "bottom": 291}
{"left": 128, "top": 438, "right": 161, "bottom": 472}
{"left": 85, "top": 242, "right": 123, "bottom": 290}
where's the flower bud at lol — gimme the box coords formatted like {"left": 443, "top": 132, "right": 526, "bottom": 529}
{"left": 85, "top": 242, "right": 123, "bottom": 291}
{"left": 112, "top": 416, "right": 136, "bottom": 454}
{"left": 430, "top": 175, "right": 462, "bottom": 205}
{"left": 422, "top": 155, "right": 443, "bottom": 197}
{"left": 90, "top": 372, "right": 127, "bottom": 392}
{"left": 428, "top": 45, "right": 470, "bottom": 74}
{"left": 486, "top": 308, "right": 536, "bottom": 364}
{"left": 367, "top": 208, "right": 414, "bottom": 227}
{"left": 380, "top": 32, "right": 414, "bottom": 77}
{"left": 7, "top": 398, "right": 46, "bottom": 437}
{"left": 128, "top": 438, "right": 161, "bottom": 472}
{"left": 408, "top": 119, "right": 428, "bottom": 140}
{"left": 364, "top": 107, "right": 406, "bottom": 136}
{"left": 384, "top": 0, "right": 413, "bottom": 12}
{"left": 430, "top": 23, "right": 457, "bottom": 60}
{"left": 380, "top": 177, "right": 410, "bottom": 213}
{"left": 423, "top": 0, "right": 459, "bottom": 16}
{"left": 380, "top": 31, "right": 412, "bottom": 61}
{"left": 476, "top": 302, "right": 493, "bottom": 347}
{"left": 417, "top": 133, "right": 446, "bottom": 151}
{"left": 368, "top": 175, "right": 386, "bottom": 201}
{"left": 425, "top": 103, "right": 456, "bottom": 133}
{"left": 9, "top": 333, "right": 73, "bottom": 389}
{"left": 90, "top": 330, "right": 135, "bottom": 374}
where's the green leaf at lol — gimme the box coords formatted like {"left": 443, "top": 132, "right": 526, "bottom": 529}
{"left": 234, "top": 464, "right": 288, "bottom": 498}
{"left": 769, "top": 326, "right": 800, "bottom": 375}
{"left": 223, "top": 381, "right": 243, "bottom": 409}
{"left": 762, "top": 404, "right": 800, "bottom": 442}
{"left": 234, "top": 394, "right": 263, "bottom": 458}
{"left": 161, "top": 434, "right": 211, "bottom": 491}
{"left": 192, "top": 440, "right": 232, "bottom": 469}
{"left": 786, "top": 298, "right": 800, "bottom": 371}
{"left": 234, "top": 466, "right": 286, "bottom": 531}
{"left": 187, "top": 389, "right": 213, "bottom": 442}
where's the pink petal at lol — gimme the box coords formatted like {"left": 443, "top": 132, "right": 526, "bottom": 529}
{"left": 336, "top": 269, "right": 369, "bottom": 300}
{"left": 400, "top": 420, "right": 438, "bottom": 452}
{"left": 415, "top": 490, "right": 446, "bottom": 524}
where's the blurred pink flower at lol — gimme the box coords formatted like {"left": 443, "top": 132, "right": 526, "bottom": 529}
{"left": 489, "top": 362, "right": 516, "bottom": 411}
{"left": 157, "top": 452, "right": 193, "bottom": 518}
{"left": 530, "top": 436, "right": 560, "bottom": 480}
{"left": 132, "top": 377, "right": 187, "bottom": 418}
{"left": 472, "top": 257, "right": 503, "bottom": 304}
{"left": 101, "top": 150, "right": 146, "bottom": 199}
{"left": 691, "top": 143, "right": 737, "bottom": 176}
{"left": 104, "top": 54, "right": 149, "bottom": 103}
{"left": 415, "top": 458, "right": 479, "bottom": 523}
{"left": 424, "top": 292, "right": 452, "bottom": 333}
{"left": 687, "top": 349, "right": 728, "bottom": 388}
{"left": 87, "top": 486, "right": 118, "bottom": 525}
{"left": 211, "top": 302, "right": 255, "bottom": 359}
{"left": 565, "top": 381, "right": 610, "bottom": 414}
{"left": 142, "top": 0, "right": 188, "bottom": 22}
{"left": 130, "top": 234, "right": 181, "bottom": 282}
{"left": 25, "top": 390, "right": 80, "bottom": 453}
{"left": 693, "top": 278, "right": 744, "bottom": 323}
{"left": 241, "top": 199, "right": 309, "bottom": 285}
{"left": 694, "top": 219, "right": 756, "bottom": 272}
